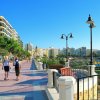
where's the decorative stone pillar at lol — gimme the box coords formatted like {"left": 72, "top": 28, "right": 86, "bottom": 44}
{"left": 88, "top": 65, "right": 96, "bottom": 75}
{"left": 91, "top": 65, "right": 96, "bottom": 75}
{"left": 47, "top": 69, "right": 58, "bottom": 88}
{"left": 65, "top": 58, "right": 72, "bottom": 67}
{"left": 58, "top": 76, "right": 76, "bottom": 100}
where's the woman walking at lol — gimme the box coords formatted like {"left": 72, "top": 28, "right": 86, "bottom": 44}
{"left": 13, "top": 57, "right": 21, "bottom": 81}
{"left": 2, "top": 56, "right": 10, "bottom": 80}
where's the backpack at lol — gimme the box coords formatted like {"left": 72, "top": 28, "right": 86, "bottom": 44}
{"left": 15, "top": 61, "right": 19, "bottom": 67}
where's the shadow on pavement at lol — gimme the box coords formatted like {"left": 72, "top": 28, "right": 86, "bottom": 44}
{"left": 22, "top": 72, "right": 48, "bottom": 77}
{"left": 0, "top": 77, "right": 48, "bottom": 100}
{"left": 0, "top": 90, "right": 48, "bottom": 100}
{"left": 16, "top": 78, "right": 48, "bottom": 86}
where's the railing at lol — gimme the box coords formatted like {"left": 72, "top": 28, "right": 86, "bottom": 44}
{"left": 52, "top": 66, "right": 89, "bottom": 93}
{"left": 47, "top": 61, "right": 100, "bottom": 100}
{"left": 77, "top": 74, "right": 99, "bottom": 100}
{"left": 60, "top": 67, "right": 89, "bottom": 79}
{"left": 53, "top": 71, "right": 61, "bottom": 92}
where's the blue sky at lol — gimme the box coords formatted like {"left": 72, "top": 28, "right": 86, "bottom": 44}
{"left": 0, "top": 0, "right": 100, "bottom": 49}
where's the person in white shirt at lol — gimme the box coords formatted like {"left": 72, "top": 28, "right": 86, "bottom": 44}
{"left": 2, "top": 56, "right": 10, "bottom": 80}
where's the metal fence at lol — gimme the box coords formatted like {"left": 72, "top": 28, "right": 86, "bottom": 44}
{"left": 60, "top": 67, "right": 89, "bottom": 79}
{"left": 53, "top": 71, "right": 61, "bottom": 92}
{"left": 77, "top": 74, "right": 100, "bottom": 100}
{"left": 52, "top": 66, "right": 89, "bottom": 92}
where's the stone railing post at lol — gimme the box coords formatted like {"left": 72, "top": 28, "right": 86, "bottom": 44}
{"left": 58, "top": 76, "right": 76, "bottom": 100}
{"left": 47, "top": 69, "right": 58, "bottom": 88}
{"left": 88, "top": 65, "right": 96, "bottom": 75}
{"left": 91, "top": 65, "right": 97, "bottom": 75}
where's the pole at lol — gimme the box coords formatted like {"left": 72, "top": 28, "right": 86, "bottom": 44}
{"left": 90, "top": 26, "right": 93, "bottom": 65}
{"left": 66, "top": 37, "right": 68, "bottom": 62}
{"left": 90, "top": 25, "right": 93, "bottom": 76}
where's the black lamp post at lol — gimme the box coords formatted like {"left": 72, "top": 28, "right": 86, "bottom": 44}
{"left": 86, "top": 14, "right": 95, "bottom": 75}
{"left": 61, "top": 33, "right": 73, "bottom": 62}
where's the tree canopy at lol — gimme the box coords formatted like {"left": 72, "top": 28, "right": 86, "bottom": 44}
{"left": 0, "top": 36, "right": 30, "bottom": 58}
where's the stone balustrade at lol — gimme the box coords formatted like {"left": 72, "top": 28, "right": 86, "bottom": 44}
{"left": 46, "top": 65, "right": 98, "bottom": 100}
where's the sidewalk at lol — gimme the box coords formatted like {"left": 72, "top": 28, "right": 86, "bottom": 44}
{"left": 0, "top": 60, "right": 48, "bottom": 100}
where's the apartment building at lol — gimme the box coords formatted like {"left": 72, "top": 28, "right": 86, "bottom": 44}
{"left": 0, "top": 16, "right": 18, "bottom": 40}
{"left": 68, "top": 48, "right": 76, "bottom": 56}
{"left": 48, "top": 47, "right": 59, "bottom": 58}
{"left": 80, "top": 47, "right": 86, "bottom": 57}
{"left": 75, "top": 47, "right": 86, "bottom": 57}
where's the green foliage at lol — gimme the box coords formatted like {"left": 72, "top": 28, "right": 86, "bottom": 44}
{"left": 59, "top": 60, "right": 65, "bottom": 65}
{"left": 56, "top": 54, "right": 67, "bottom": 65}
{"left": 70, "top": 57, "right": 89, "bottom": 69}
{"left": 47, "top": 58, "right": 59, "bottom": 65}
{"left": 40, "top": 56, "right": 64, "bottom": 70}
{"left": 0, "top": 36, "right": 31, "bottom": 59}
{"left": 0, "top": 48, "right": 8, "bottom": 56}
{"left": 0, "top": 36, "right": 9, "bottom": 48}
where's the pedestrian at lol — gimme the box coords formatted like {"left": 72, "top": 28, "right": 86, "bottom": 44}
{"left": 13, "top": 57, "right": 21, "bottom": 81}
{"left": 2, "top": 56, "right": 10, "bottom": 80}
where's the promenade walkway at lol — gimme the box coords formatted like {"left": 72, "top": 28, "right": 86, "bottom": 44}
{"left": 0, "top": 60, "right": 48, "bottom": 100}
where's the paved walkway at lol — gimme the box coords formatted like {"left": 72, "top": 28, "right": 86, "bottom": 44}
{"left": 0, "top": 60, "right": 48, "bottom": 100}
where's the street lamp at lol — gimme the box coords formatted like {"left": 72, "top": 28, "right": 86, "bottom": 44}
{"left": 86, "top": 14, "right": 95, "bottom": 75}
{"left": 61, "top": 33, "right": 73, "bottom": 62}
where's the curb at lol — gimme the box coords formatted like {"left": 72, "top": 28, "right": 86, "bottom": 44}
{"left": 45, "top": 87, "right": 59, "bottom": 100}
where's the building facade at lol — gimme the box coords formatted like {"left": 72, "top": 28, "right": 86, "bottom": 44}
{"left": 75, "top": 47, "right": 86, "bottom": 57}
{"left": 68, "top": 48, "right": 76, "bottom": 56}
{"left": 0, "top": 16, "right": 18, "bottom": 40}
{"left": 48, "top": 47, "right": 59, "bottom": 58}
{"left": 80, "top": 47, "right": 86, "bottom": 57}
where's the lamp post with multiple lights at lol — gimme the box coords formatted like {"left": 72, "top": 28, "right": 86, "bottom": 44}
{"left": 86, "top": 14, "right": 95, "bottom": 75}
{"left": 61, "top": 33, "right": 73, "bottom": 62}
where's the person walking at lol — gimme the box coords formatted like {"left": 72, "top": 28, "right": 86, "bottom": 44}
{"left": 2, "top": 56, "right": 10, "bottom": 80}
{"left": 13, "top": 57, "right": 21, "bottom": 81}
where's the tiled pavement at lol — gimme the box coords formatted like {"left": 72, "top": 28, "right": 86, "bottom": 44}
{"left": 0, "top": 60, "right": 48, "bottom": 100}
